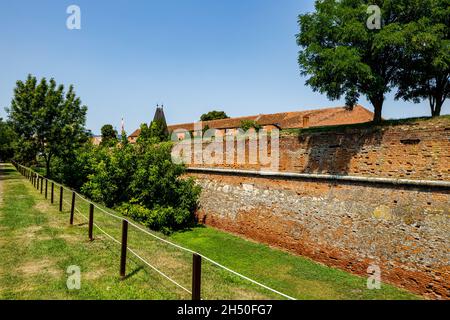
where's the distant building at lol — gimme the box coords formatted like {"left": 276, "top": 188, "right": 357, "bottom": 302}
{"left": 128, "top": 105, "right": 374, "bottom": 142}
{"left": 91, "top": 135, "right": 102, "bottom": 146}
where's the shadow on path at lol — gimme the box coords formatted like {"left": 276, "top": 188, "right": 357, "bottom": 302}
{"left": 0, "top": 163, "right": 20, "bottom": 181}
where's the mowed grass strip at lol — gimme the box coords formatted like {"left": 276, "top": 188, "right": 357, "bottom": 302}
{"left": 0, "top": 163, "right": 182, "bottom": 300}
{"left": 0, "top": 163, "right": 419, "bottom": 300}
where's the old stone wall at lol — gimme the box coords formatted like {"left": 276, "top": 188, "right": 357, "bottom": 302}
{"left": 182, "top": 118, "right": 450, "bottom": 299}
{"left": 189, "top": 172, "right": 450, "bottom": 299}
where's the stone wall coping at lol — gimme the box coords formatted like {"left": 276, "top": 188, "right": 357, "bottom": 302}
{"left": 187, "top": 167, "right": 450, "bottom": 189}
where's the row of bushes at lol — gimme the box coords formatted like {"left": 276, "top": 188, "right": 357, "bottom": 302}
{"left": 50, "top": 135, "right": 201, "bottom": 234}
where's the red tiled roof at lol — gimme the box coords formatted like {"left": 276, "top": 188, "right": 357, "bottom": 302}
{"left": 128, "top": 105, "right": 374, "bottom": 138}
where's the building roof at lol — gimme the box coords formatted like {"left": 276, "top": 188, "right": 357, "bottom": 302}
{"left": 128, "top": 105, "right": 374, "bottom": 138}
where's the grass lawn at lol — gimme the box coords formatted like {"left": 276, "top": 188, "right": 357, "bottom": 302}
{"left": 0, "top": 163, "right": 419, "bottom": 300}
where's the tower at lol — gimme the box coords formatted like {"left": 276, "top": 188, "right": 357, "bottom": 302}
{"left": 152, "top": 104, "right": 169, "bottom": 136}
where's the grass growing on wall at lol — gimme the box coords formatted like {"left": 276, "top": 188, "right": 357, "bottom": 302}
{"left": 0, "top": 163, "right": 419, "bottom": 300}
{"left": 281, "top": 114, "right": 450, "bottom": 137}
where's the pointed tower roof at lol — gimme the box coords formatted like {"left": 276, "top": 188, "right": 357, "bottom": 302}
{"left": 152, "top": 104, "right": 169, "bottom": 135}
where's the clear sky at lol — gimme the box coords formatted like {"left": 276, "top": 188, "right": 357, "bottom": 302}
{"left": 0, "top": 0, "right": 448, "bottom": 134}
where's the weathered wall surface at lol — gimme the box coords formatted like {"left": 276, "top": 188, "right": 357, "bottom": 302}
{"left": 184, "top": 118, "right": 450, "bottom": 299}
{"left": 189, "top": 172, "right": 450, "bottom": 299}
{"left": 188, "top": 118, "right": 450, "bottom": 181}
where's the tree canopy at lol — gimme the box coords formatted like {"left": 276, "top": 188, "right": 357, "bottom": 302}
{"left": 7, "top": 75, "right": 88, "bottom": 177}
{"left": 394, "top": 0, "right": 449, "bottom": 116}
{"left": 100, "top": 124, "right": 118, "bottom": 147}
{"left": 0, "top": 118, "right": 15, "bottom": 161}
{"left": 297, "top": 0, "right": 449, "bottom": 122}
{"left": 297, "top": 0, "right": 398, "bottom": 122}
{"left": 137, "top": 119, "right": 169, "bottom": 145}
{"left": 200, "top": 110, "right": 229, "bottom": 121}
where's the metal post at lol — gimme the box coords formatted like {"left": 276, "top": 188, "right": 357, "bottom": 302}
{"left": 120, "top": 220, "right": 129, "bottom": 279}
{"left": 59, "top": 186, "right": 63, "bottom": 212}
{"left": 70, "top": 192, "right": 76, "bottom": 225}
{"left": 192, "top": 253, "right": 202, "bottom": 300}
{"left": 88, "top": 204, "right": 94, "bottom": 241}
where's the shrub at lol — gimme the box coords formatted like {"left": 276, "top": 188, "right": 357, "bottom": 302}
{"left": 78, "top": 139, "right": 200, "bottom": 234}
{"left": 240, "top": 120, "right": 262, "bottom": 131}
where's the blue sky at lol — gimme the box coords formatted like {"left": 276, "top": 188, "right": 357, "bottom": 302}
{"left": 0, "top": 0, "right": 448, "bottom": 134}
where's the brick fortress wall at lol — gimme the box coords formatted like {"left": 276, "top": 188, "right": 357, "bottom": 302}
{"left": 182, "top": 118, "right": 450, "bottom": 298}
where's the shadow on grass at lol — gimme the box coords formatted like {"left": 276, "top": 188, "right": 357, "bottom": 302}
{"left": 173, "top": 222, "right": 207, "bottom": 235}
{"left": 124, "top": 266, "right": 145, "bottom": 280}
{"left": 0, "top": 164, "right": 21, "bottom": 181}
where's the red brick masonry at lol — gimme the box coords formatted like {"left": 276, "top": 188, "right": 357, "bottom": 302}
{"left": 184, "top": 118, "right": 450, "bottom": 299}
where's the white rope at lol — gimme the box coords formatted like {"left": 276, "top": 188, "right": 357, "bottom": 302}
{"left": 127, "top": 247, "right": 191, "bottom": 295}
{"left": 70, "top": 203, "right": 191, "bottom": 295}
{"left": 199, "top": 255, "right": 295, "bottom": 300}
{"left": 18, "top": 164, "right": 296, "bottom": 300}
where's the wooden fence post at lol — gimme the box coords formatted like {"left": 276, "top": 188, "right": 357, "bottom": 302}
{"left": 59, "top": 186, "right": 63, "bottom": 212}
{"left": 40, "top": 177, "right": 43, "bottom": 194}
{"left": 120, "top": 220, "right": 129, "bottom": 279}
{"left": 88, "top": 204, "right": 94, "bottom": 241}
{"left": 51, "top": 182, "right": 54, "bottom": 204}
{"left": 70, "top": 192, "right": 76, "bottom": 225}
{"left": 45, "top": 179, "right": 48, "bottom": 199}
{"left": 192, "top": 253, "right": 202, "bottom": 300}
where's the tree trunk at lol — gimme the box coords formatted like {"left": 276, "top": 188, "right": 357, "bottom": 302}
{"left": 45, "top": 154, "right": 52, "bottom": 178}
{"left": 370, "top": 96, "right": 384, "bottom": 124}
{"left": 431, "top": 97, "right": 443, "bottom": 117}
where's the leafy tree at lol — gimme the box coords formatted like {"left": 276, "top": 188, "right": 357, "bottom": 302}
{"left": 297, "top": 0, "right": 411, "bottom": 123}
{"left": 394, "top": 0, "right": 449, "bottom": 116}
{"left": 81, "top": 142, "right": 136, "bottom": 207}
{"left": 119, "top": 142, "right": 200, "bottom": 234}
{"left": 51, "top": 141, "right": 97, "bottom": 190}
{"left": 100, "top": 124, "right": 118, "bottom": 147}
{"left": 137, "top": 120, "right": 169, "bottom": 145}
{"left": 7, "top": 75, "right": 88, "bottom": 177}
{"left": 0, "top": 118, "right": 16, "bottom": 161}
{"left": 200, "top": 110, "right": 229, "bottom": 121}
{"left": 150, "top": 119, "right": 169, "bottom": 142}
{"left": 79, "top": 138, "right": 200, "bottom": 234}
{"left": 240, "top": 119, "right": 262, "bottom": 131}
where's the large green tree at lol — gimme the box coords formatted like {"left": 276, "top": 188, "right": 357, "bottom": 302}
{"left": 7, "top": 75, "right": 88, "bottom": 177}
{"left": 0, "top": 118, "right": 16, "bottom": 161}
{"left": 100, "top": 124, "right": 118, "bottom": 147}
{"left": 297, "top": 0, "right": 416, "bottom": 123}
{"left": 137, "top": 119, "right": 169, "bottom": 145}
{"left": 200, "top": 110, "right": 229, "bottom": 121}
{"left": 394, "top": 0, "right": 449, "bottom": 116}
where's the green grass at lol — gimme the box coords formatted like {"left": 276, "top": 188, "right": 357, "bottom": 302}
{"left": 0, "top": 163, "right": 419, "bottom": 300}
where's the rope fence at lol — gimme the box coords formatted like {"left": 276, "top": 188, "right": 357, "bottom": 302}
{"left": 12, "top": 161, "right": 296, "bottom": 300}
